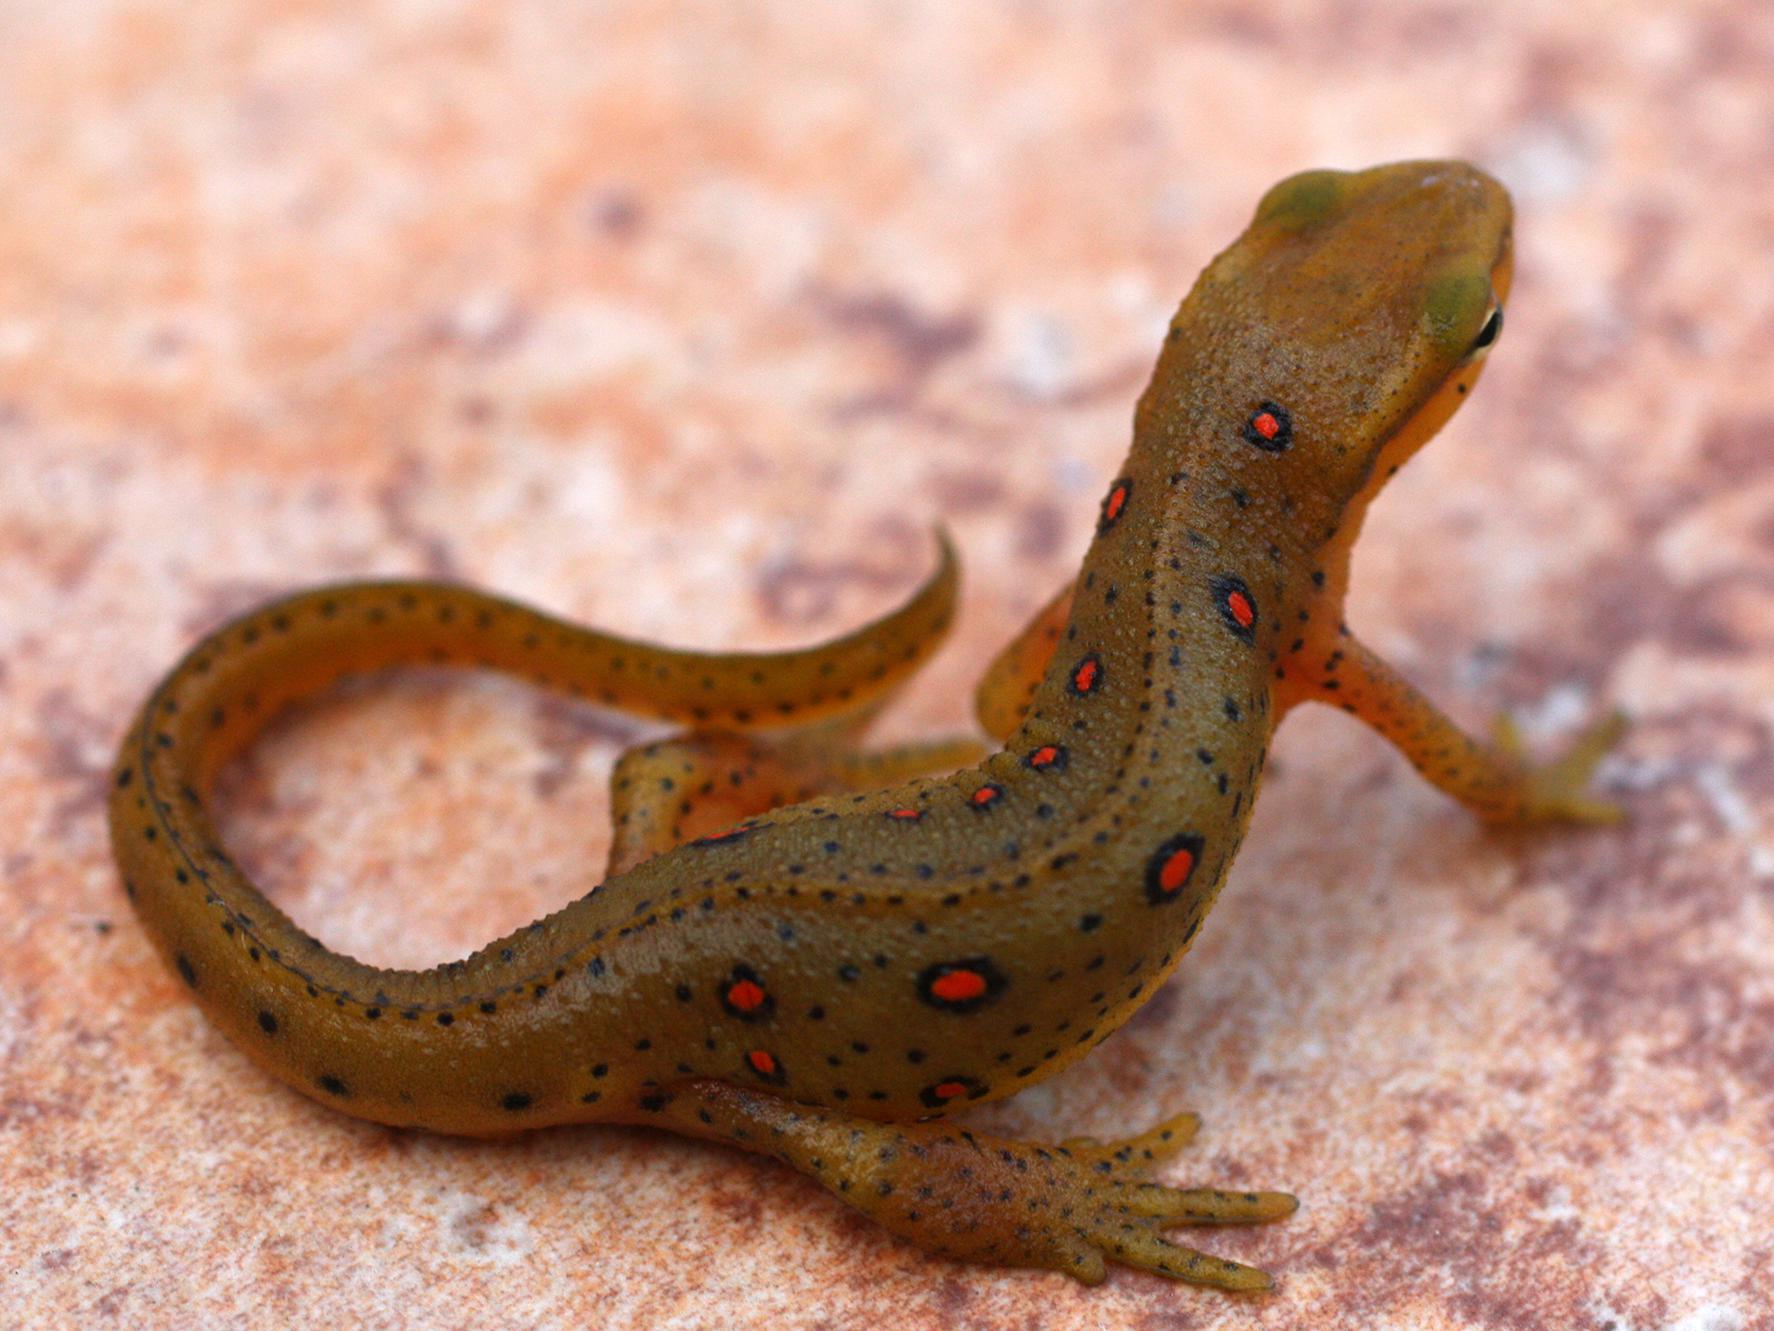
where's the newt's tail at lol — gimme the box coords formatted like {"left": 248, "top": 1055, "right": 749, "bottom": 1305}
{"left": 107, "top": 535, "right": 958, "bottom": 1121}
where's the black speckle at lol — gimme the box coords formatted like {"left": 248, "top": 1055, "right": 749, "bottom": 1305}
{"left": 257, "top": 1010, "right": 278, "bottom": 1034}
{"left": 502, "top": 1092, "right": 533, "bottom": 1112}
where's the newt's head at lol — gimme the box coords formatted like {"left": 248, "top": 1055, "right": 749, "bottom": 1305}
{"left": 1140, "top": 159, "right": 1513, "bottom": 537}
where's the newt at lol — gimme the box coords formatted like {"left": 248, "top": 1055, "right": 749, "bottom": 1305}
{"left": 109, "top": 160, "right": 1624, "bottom": 1292}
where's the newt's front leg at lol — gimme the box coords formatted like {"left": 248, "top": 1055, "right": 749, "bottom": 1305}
{"left": 645, "top": 1081, "right": 1295, "bottom": 1289}
{"left": 1285, "top": 631, "right": 1625, "bottom": 824}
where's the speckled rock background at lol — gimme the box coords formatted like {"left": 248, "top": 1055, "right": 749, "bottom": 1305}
{"left": 4, "top": 3, "right": 1772, "bottom": 1328}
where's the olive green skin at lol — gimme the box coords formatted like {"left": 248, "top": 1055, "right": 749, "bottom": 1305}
{"left": 110, "top": 161, "right": 1540, "bottom": 1289}
{"left": 110, "top": 160, "right": 1512, "bottom": 1133}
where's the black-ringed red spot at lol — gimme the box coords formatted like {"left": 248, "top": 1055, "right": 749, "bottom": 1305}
{"left": 1211, "top": 575, "right": 1257, "bottom": 644}
{"left": 1025, "top": 744, "right": 1067, "bottom": 772}
{"left": 720, "top": 964, "right": 774, "bottom": 1021}
{"left": 1242, "top": 400, "right": 1292, "bottom": 452}
{"left": 917, "top": 958, "right": 1007, "bottom": 1013}
{"left": 1145, "top": 832, "right": 1205, "bottom": 905}
{"left": 884, "top": 807, "right": 923, "bottom": 823}
{"left": 1069, "top": 654, "right": 1103, "bottom": 696}
{"left": 920, "top": 1075, "right": 988, "bottom": 1109}
{"left": 1098, "top": 477, "right": 1133, "bottom": 532}
{"left": 969, "top": 783, "right": 1004, "bottom": 811}
{"left": 746, "top": 1048, "right": 787, "bottom": 1085}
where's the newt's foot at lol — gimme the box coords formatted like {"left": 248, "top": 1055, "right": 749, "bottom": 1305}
{"left": 1491, "top": 708, "right": 1629, "bottom": 825}
{"left": 853, "top": 1110, "right": 1296, "bottom": 1290}
{"left": 661, "top": 1083, "right": 1295, "bottom": 1292}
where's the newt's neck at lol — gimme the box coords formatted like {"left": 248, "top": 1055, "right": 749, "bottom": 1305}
{"left": 1005, "top": 410, "right": 1288, "bottom": 854}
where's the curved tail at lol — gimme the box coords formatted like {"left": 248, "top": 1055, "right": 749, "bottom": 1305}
{"left": 107, "top": 536, "right": 958, "bottom": 1123}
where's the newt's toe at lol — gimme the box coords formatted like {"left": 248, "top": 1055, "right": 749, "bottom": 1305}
{"left": 1491, "top": 707, "right": 1629, "bottom": 825}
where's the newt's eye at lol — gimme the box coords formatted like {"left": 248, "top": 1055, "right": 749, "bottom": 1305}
{"left": 1462, "top": 302, "right": 1503, "bottom": 363}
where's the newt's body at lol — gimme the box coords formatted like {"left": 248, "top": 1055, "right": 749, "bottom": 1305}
{"left": 110, "top": 161, "right": 1621, "bottom": 1291}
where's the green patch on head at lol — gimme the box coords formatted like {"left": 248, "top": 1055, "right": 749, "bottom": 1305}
{"left": 1423, "top": 269, "right": 1491, "bottom": 354}
{"left": 1254, "top": 170, "right": 1346, "bottom": 230}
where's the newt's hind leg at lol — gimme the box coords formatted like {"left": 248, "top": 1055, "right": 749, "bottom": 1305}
{"left": 647, "top": 1081, "right": 1295, "bottom": 1290}
{"left": 974, "top": 583, "right": 1073, "bottom": 742}
{"left": 607, "top": 731, "right": 987, "bottom": 874}
{"left": 608, "top": 733, "right": 823, "bottom": 875}
{"left": 1285, "top": 631, "right": 1625, "bottom": 824}
{"left": 822, "top": 734, "right": 989, "bottom": 790}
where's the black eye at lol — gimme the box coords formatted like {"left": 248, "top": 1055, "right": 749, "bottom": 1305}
{"left": 1470, "top": 305, "right": 1502, "bottom": 352}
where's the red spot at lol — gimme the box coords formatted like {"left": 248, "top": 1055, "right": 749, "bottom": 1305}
{"left": 1146, "top": 833, "right": 1203, "bottom": 905}
{"left": 970, "top": 784, "right": 1002, "bottom": 808}
{"left": 920, "top": 1074, "right": 987, "bottom": 1107}
{"left": 726, "top": 979, "right": 766, "bottom": 1012}
{"left": 918, "top": 958, "right": 1004, "bottom": 1010}
{"left": 1099, "top": 479, "right": 1131, "bottom": 530}
{"left": 1070, "top": 655, "right": 1101, "bottom": 694}
{"left": 1027, "top": 745, "right": 1063, "bottom": 770}
{"left": 1226, "top": 591, "right": 1254, "bottom": 629}
{"left": 1158, "top": 845, "right": 1196, "bottom": 894}
{"left": 929, "top": 970, "right": 987, "bottom": 1003}
{"left": 747, "top": 1049, "right": 777, "bottom": 1076}
{"left": 1242, "top": 402, "right": 1293, "bottom": 453}
{"left": 886, "top": 807, "right": 922, "bottom": 822}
